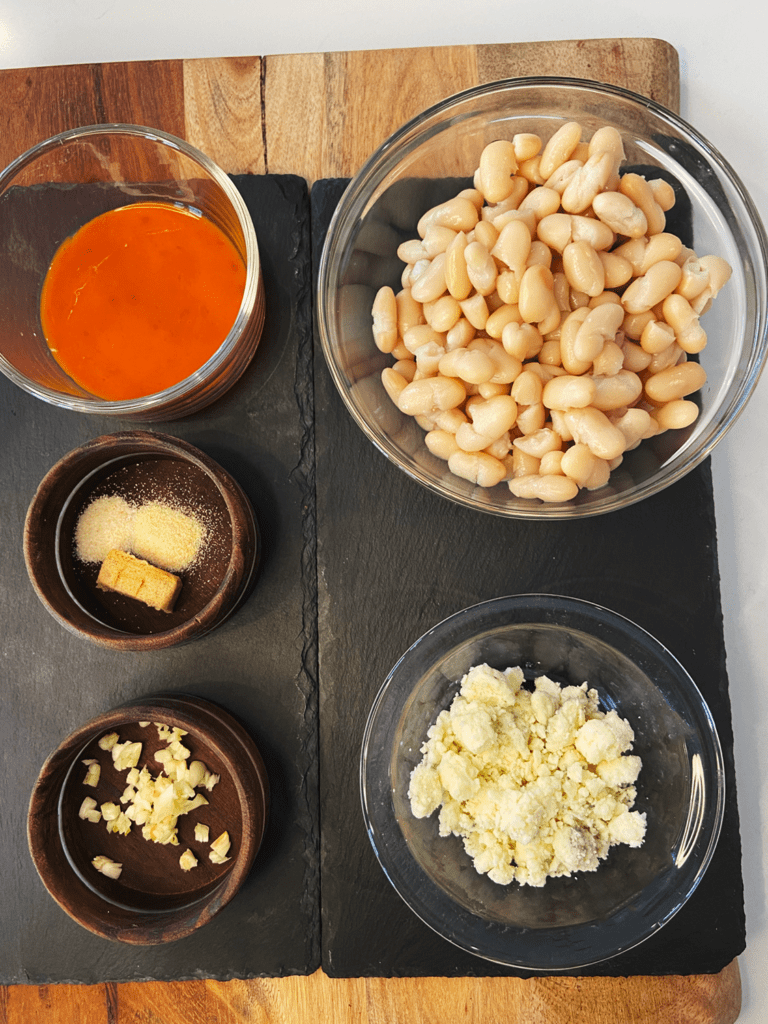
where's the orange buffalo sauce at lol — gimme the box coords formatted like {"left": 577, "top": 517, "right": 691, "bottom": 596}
{"left": 40, "top": 202, "right": 246, "bottom": 400}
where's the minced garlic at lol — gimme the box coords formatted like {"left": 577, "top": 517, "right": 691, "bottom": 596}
{"left": 81, "top": 724, "right": 229, "bottom": 879}
{"left": 408, "top": 663, "right": 646, "bottom": 887}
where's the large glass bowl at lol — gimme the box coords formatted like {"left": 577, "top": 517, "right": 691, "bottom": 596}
{"left": 0, "top": 124, "right": 264, "bottom": 421}
{"left": 360, "top": 594, "right": 725, "bottom": 970}
{"left": 317, "top": 77, "right": 768, "bottom": 518}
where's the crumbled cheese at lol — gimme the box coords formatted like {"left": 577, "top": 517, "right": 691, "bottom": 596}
{"left": 408, "top": 663, "right": 646, "bottom": 887}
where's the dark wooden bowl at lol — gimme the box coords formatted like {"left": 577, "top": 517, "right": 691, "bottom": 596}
{"left": 27, "top": 694, "right": 269, "bottom": 944}
{"left": 23, "top": 430, "right": 260, "bottom": 650}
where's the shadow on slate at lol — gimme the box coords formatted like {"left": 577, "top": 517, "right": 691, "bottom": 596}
{"left": 0, "top": 174, "right": 320, "bottom": 984}
{"left": 310, "top": 178, "right": 745, "bottom": 979}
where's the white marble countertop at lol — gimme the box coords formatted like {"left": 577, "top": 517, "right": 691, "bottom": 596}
{"left": 2, "top": 2, "right": 766, "bottom": 1019}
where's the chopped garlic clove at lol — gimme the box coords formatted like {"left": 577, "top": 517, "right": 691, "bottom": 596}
{"left": 100, "top": 801, "right": 120, "bottom": 821}
{"left": 98, "top": 732, "right": 119, "bottom": 751}
{"left": 82, "top": 761, "right": 101, "bottom": 787}
{"left": 194, "top": 822, "right": 210, "bottom": 843}
{"left": 209, "top": 830, "right": 231, "bottom": 864}
{"left": 79, "top": 796, "right": 101, "bottom": 822}
{"left": 92, "top": 855, "right": 122, "bottom": 879}
{"left": 179, "top": 848, "right": 198, "bottom": 872}
{"left": 112, "top": 740, "right": 142, "bottom": 771}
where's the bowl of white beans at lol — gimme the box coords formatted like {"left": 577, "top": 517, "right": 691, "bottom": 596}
{"left": 317, "top": 77, "right": 768, "bottom": 517}
{"left": 360, "top": 594, "right": 725, "bottom": 969}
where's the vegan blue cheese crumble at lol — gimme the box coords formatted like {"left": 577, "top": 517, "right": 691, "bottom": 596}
{"left": 408, "top": 663, "right": 646, "bottom": 887}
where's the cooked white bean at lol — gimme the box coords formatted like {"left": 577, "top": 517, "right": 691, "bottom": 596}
{"left": 478, "top": 139, "right": 519, "bottom": 203}
{"left": 402, "top": 324, "right": 445, "bottom": 355}
{"left": 640, "top": 318, "right": 676, "bottom": 354}
{"left": 561, "top": 443, "right": 603, "bottom": 487}
{"left": 381, "top": 367, "right": 410, "bottom": 405}
{"left": 539, "top": 449, "right": 565, "bottom": 475}
{"left": 519, "top": 186, "right": 561, "bottom": 221}
{"left": 561, "top": 151, "right": 613, "bottom": 213}
{"left": 563, "top": 407, "right": 626, "bottom": 460}
{"left": 619, "top": 173, "right": 666, "bottom": 235}
{"left": 422, "top": 224, "right": 458, "bottom": 257}
{"left": 464, "top": 240, "right": 498, "bottom": 296}
{"left": 425, "top": 429, "right": 460, "bottom": 461}
{"left": 468, "top": 337, "right": 522, "bottom": 383}
{"left": 391, "top": 358, "right": 417, "bottom": 382}
{"left": 473, "top": 219, "right": 499, "bottom": 251}
{"left": 459, "top": 292, "right": 490, "bottom": 331}
{"left": 611, "top": 407, "right": 655, "bottom": 450}
{"left": 515, "top": 402, "right": 547, "bottom": 435}
{"left": 519, "top": 265, "right": 559, "bottom": 331}
{"left": 414, "top": 340, "right": 446, "bottom": 376}
{"left": 542, "top": 374, "right": 596, "bottom": 410}
{"left": 397, "top": 239, "right": 428, "bottom": 264}
{"left": 511, "top": 368, "right": 544, "bottom": 406}
{"left": 591, "top": 339, "right": 625, "bottom": 377}
{"left": 438, "top": 348, "right": 495, "bottom": 384}
{"left": 562, "top": 240, "right": 605, "bottom": 297}
{"left": 417, "top": 196, "right": 479, "bottom": 237}
{"left": 372, "top": 285, "right": 398, "bottom": 353}
{"left": 638, "top": 232, "right": 683, "bottom": 274}
{"left": 621, "top": 339, "right": 652, "bottom": 373}
{"left": 444, "top": 232, "right": 472, "bottom": 300}
{"left": 491, "top": 218, "right": 532, "bottom": 271}
{"left": 573, "top": 302, "right": 624, "bottom": 363}
{"left": 645, "top": 361, "right": 707, "bottom": 403}
{"left": 502, "top": 321, "right": 544, "bottom": 361}
{"left": 448, "top": 449, "right": 507, "bottom": 488}
{"left": 513, "top": 133, "right": 542, "bottom": 162}
{"left": 508, "top": 473, "right": 579, "bottom": 502}
{"left": 654, "top": 399, "right": 700, "bottom": 430}
{"left": 590, "top": 369, "right": 643, "bottom": 411}
{"left": 446, "top": 317, "right": 476, "bottom": 351}
{"left": 591, "top": 190, "right": 647, "bottom": 237}
{"left": 410, "top": 252, "right": 448, "bottom": 304}
{"left": 621, "top": 260, "right": 682, "bottom": 315}
{"left": 396, "top": 287, "right": 425, "bottom": 337}
{"left": 512, "top": 427, "right": 563, "bottom": 458}
{"left": 397, "top": 375, "right": 466, "bottom": 416}
{"left": 425, "top": 294, "right": 462, "bottom": 333}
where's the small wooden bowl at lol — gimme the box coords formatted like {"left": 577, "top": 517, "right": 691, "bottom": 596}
{"left": 23, "top": 431, "right": 260, "bottom": 650}
{"left": 27, "top": 694, "right": 269, "bottom": 944}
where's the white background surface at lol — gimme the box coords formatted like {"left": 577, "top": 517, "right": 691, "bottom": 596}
{"left": 2, "top": 1, "right": 766, "bottom": 1019}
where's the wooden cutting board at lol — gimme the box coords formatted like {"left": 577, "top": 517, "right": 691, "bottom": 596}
{"left": 0, "top": 36, "right": 742, "bottom": 1024}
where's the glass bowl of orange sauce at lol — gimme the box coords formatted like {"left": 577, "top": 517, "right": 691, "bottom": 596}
{"left": 0, "top": 124, "right": 264, "bottom": 420}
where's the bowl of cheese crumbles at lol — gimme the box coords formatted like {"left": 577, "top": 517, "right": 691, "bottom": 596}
{"left": 360, "top": 594, "right": 725, "bottom": 970}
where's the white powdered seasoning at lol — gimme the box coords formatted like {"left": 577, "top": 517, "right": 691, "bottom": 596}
{"left": 74, "top": 496, "right": 205, "bottom": 571}
{"left": 74, "top": 495, "right": 135, "bottom": 564}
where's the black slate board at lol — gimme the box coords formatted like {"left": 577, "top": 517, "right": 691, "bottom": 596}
{"left": 311, "top": 178, "right": 746, "bottom": 979}
{"left": 0, "top": 174, "right": 320, "bottom": 985}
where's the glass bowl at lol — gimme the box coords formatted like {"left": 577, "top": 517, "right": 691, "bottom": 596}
{"left": 0, "top": 124, "right": 264, "bottom": 421}
{"left": 360, "top": 594, "right": 725, "bottom": 970}
{"left": 317, "top": 77, "right": 768, "bottom": 518}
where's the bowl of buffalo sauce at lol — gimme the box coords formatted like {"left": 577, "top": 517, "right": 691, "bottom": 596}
{"left": 0, "top": 124, "right": 264, "bottom": 420}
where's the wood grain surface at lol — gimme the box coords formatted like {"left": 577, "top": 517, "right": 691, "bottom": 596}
{"left": 0, "top": 36, "right": 741, "bottom": 1024}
